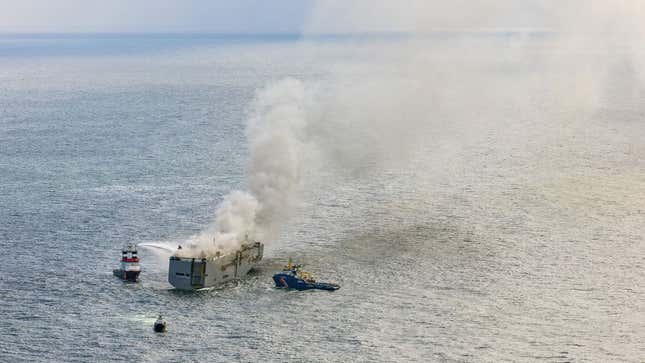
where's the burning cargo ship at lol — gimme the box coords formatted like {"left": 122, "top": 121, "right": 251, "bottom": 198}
{"left": 167, "top": 241, "right": 263, "bottom": 290}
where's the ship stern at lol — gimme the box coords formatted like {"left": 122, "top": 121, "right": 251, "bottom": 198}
{"left": 168, "top": 257, "right": 206, "bottom": 290}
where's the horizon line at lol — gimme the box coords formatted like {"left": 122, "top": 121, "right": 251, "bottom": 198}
{"left": 0, "top": 28, "right": 553, "bottom": 37}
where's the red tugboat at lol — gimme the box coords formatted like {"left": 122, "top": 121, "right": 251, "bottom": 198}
{"left": 113, "top": 244, "right": 141, "bottom": 281}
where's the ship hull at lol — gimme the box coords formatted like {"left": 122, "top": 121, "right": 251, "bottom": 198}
{"left": 113, "top": 269, "right": 140, "bottom": 282}
{"left": 168, "top": 242, "right": 263, "bottom": 290}
{"left": 273, "top": 272, "right": 340, "bottom": 291}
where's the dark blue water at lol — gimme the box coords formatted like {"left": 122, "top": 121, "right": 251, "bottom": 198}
{"left": 1, "top": 34, "right": 644, "bottom": 362}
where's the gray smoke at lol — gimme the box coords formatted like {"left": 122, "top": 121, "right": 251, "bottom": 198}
{"left": 179, "top": 1, "right": 645, "bottom": 257}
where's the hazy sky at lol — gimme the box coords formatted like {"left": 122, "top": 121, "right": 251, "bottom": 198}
{"left": 0, "top": 0, "right": 554, "bottom": 34}
{"left": 0, "top": 0, "right": 314, "bottom": 33}
{"left": 3, "top": 1, "right": 635, "bottom": 35}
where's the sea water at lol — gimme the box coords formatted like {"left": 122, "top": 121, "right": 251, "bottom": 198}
{"left": 1, "top": 33, "right": 644, "bottom": 362}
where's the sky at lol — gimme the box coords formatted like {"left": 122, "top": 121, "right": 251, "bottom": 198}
{"left": 2, "top": 1, "right": 643, "bottom": 35}
{"left": 0, "top": 0, "right": 555, "bottom": 34}
{"left": 0, "top": 0, "right": 314, "bottom": 33}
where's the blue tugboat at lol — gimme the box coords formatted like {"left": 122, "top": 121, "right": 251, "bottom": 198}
{"left": 273, "top": 258, "right": 340, "bottom": 291}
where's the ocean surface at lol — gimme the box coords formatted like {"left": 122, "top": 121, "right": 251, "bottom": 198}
{"left": 1, "top": 33, "right": 644, "bottom": 362}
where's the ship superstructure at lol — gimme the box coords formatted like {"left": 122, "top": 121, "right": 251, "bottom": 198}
{"left": 113, "top": 244, "right": 141, "bottom": 281}
{"left": 168, "top": 241, "right": 263, "bottom": 290}
{"left": 273, "top": 258, "right": 340, "bottom": 291}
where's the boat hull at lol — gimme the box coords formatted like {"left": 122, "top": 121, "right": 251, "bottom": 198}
{"left": 153, "top": 322, "right": 167, "bottom": 333}
{"left": 113, "top": 269, "right": 140, "bottom": 282}
{"left": 273, "top": 272, "right": 340, "bottom": 291}
{"left": 168, "top": 242, "right": 263, "bottom": 290}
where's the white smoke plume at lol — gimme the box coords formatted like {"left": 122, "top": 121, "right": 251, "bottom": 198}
{"left": 176, "top": 79, "right": 309, "bottom": 257}
{"left": 177, "top": 1, "right": 645, "bottom": 258}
